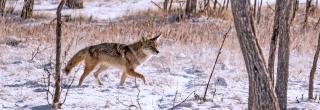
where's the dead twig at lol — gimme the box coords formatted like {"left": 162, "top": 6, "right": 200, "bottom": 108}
{"left": 170, "top": 91, "right": 195, "bottom": 110}
{"left": 61, "top": 67, "right": 79, "bottom": 105}
{"left": 151, "top": 1, "right": 162, "bottom": 10}
{"left": 266, "top": 2, "right": 275, "bottom": 12}
{"left": 134, "top": 78, "right": 143, "bottom": 110}
{"left": 62, "top": 37, "right": 75, "bottom": 63}
{"left": 30, "top": 44, "right": 49, "bottom": 61}
{"left": 43, "top": 55, "right": 54, "bottom": 106}
{"left": 203, "top": 26, "right": 231, "bottom": 101}
{"left": 171, "top": 90, "right": 178, "bottom": 109}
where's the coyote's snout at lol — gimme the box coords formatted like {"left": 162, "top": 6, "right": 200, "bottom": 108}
{"left": 64, "top": 34, "right": 161, "bottom": 86}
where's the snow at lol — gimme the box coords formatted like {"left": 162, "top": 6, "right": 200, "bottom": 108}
{"left": 1, "top": 38, "right": 320, "bottom": 109}
{"left": 10, "top": 0, "right": 161, "bottom": 20}
{"left": 1, "top": 0, "right": 320, "bottom": 110}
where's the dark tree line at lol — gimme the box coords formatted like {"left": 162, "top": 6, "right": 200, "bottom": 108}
{"left": 21, "top": 0, "right": 34, "bottom": 19}
{"left": 1, "top": 0, "right": 83, "bottom": 19}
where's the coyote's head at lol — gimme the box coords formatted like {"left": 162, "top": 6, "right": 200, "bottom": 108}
{"left": 141, "top": 34, "right": 161, "bottom": 55}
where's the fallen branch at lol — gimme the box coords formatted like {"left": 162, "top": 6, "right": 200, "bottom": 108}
{"left": 203, "top": 26, "right": 231, "bottom": 101}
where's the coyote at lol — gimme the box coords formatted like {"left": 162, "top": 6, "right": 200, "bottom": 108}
{"left": 64, "top": 34, "right": 161, "bottom": 86}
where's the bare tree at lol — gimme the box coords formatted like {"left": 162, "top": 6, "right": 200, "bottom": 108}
{"left": 290, "top": 0, "right": 299, "bottom": 25}
{"left": 253, "top": 0, "right": 257, "bottom": 17}
{"left": 304, "top": 0, "right": 312, "bottom": 28}
{"left": 21, "top": 0, "right": 34, "bottom": 19}
{"left": 204, "top": 0, "right": 210, "bottom": 10}
{"left": 219, "top": 0, "right": 226, "bottom": 13}
{"left": 213, "top": 0, "right": 218, "bottom": 10}
{"left": 308, "top": 32, "right": 320, "bottom": 99}
{"left": 256, "top": 0, "right": 263, "bottom": 24}
{"left": 268, "top": 0, "right": 291, "bottom": 86}
{"left": 185, "top": 0, "right": 197, "bottom": 16}
{"left": 66, "top": 0, "right": 84, "bottom": 9}
{"left": 164, "top": 0, "right": 169, "bottom": 11}
{"left": 53, "top": 0, "right": 65, "bottom": 109}
{"left": 164, "top": 0, "right": 173, "bottom": 11}
{"left": 0, "top": 0, "right": 6, "bottom": 15}
{"left": 191, "top": 0, "right": 197, "bottom": 13}
{"left": 274, "top": 1, "right": 292, "bottom": 110}
{"left": 231, "top": 0, "right": 280, "bottom": 109}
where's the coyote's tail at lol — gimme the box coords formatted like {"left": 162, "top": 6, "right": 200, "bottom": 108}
{"left": 63, "top": 48, "right": 89, "bottom": 75}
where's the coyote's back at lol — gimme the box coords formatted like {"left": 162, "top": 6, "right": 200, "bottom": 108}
{"left": 64, "top": 34, "right": 161, "bottom": 86}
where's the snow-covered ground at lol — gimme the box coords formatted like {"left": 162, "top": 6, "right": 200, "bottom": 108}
{"left": 1, "top": 0, "right": 320, "bottom": 110}
{"left": 6, "top": 0, "right": 316, "bottom": 21}
{"left": 1, "top": 37, "right": 320, "bottom": 110}
{"left": 8, "top": 0, "right": 161, "bottom": 20}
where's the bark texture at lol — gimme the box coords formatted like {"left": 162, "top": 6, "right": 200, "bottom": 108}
{"left": 308, "top": 32, "right": 320, "bottom": 99}
{"left": 53, "top": 0, "right": 65, "bottom": 109}
{"left": 274, "top": 1, "right": 292, "bottom": 110}
{"left": 231, "top": 0, "right": 280, "bottom": 110}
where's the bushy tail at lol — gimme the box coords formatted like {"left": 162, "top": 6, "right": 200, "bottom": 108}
{"left": 63, "top": 48, "right": 88, "bottom": 75}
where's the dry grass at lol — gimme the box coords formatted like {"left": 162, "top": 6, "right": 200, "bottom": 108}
{"left": 0, "top": 5, "right": 319, "bottom": 53}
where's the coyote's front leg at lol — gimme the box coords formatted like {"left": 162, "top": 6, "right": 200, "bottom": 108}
{"left": 126, "top": 69, "right": 147, "bottom": 85}
{"left": 120, "top": 72, "right": 128, "bottom": 86}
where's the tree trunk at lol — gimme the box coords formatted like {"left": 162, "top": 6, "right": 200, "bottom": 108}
{"left": 308, "top": 32, "right": 320, "bottom": 99}
{"left": 274, "top": 1, "right": 292, "bottom": 110}
{"left": 304, "top": 0, "right": 312, "bottom": 28}
{"left": 0, "top": 0, "right": 6, "bottom": 15}
{"left": 225, "top": 0, "right": 230, "bottom": 11}
{"left": 168, "top": 0, "right": 173, "bottom": 11}
{"left": 21, "top": 0, "right": 34, "bottom": 19}
{"left": 290, "top": 0, "right": 299, "bottom": 25}
{"left": 191, "top": 0, "right": 197, "bottom": 13}
{"left": 231, "top": 0, "right": 280, "bottom": 110}
{"left": 164, "top": 0, "right": 169, "bottom": 11}
{"left": 185, "top": 0, "right": 191, "bottom": 15}
{"left": 253, "top": 0, "right": 257, "bottom": 17}
{"left": 53, "top": 0, "right": 65, "bottom": 109}
{"left": 204, "top": 0, "right": 210, "bottom": 10}
{"left": 185, "top": 0, "right": 196, "bottom": 16}
{"left": 256, "top": 0, "right": 263, "bottom": 24}
{"left": 220, "top": 0, "right": 226, "bottom": 13}
{"left": 213, "top": 0, "right": 218, "bottom": 10}
{"left": 66, "top": 0, "right": 84, "bottom": 9}
{"left": 268, "top": 0, "right": 281, "bottom": 87}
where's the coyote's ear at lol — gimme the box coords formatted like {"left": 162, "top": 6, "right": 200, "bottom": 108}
{"left": 151, "top": 34, "right": 161, "bottom": 42}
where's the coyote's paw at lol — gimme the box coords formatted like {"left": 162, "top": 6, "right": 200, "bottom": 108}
{"left": 142, "top": 78, "right": 148, "bottom": 85}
